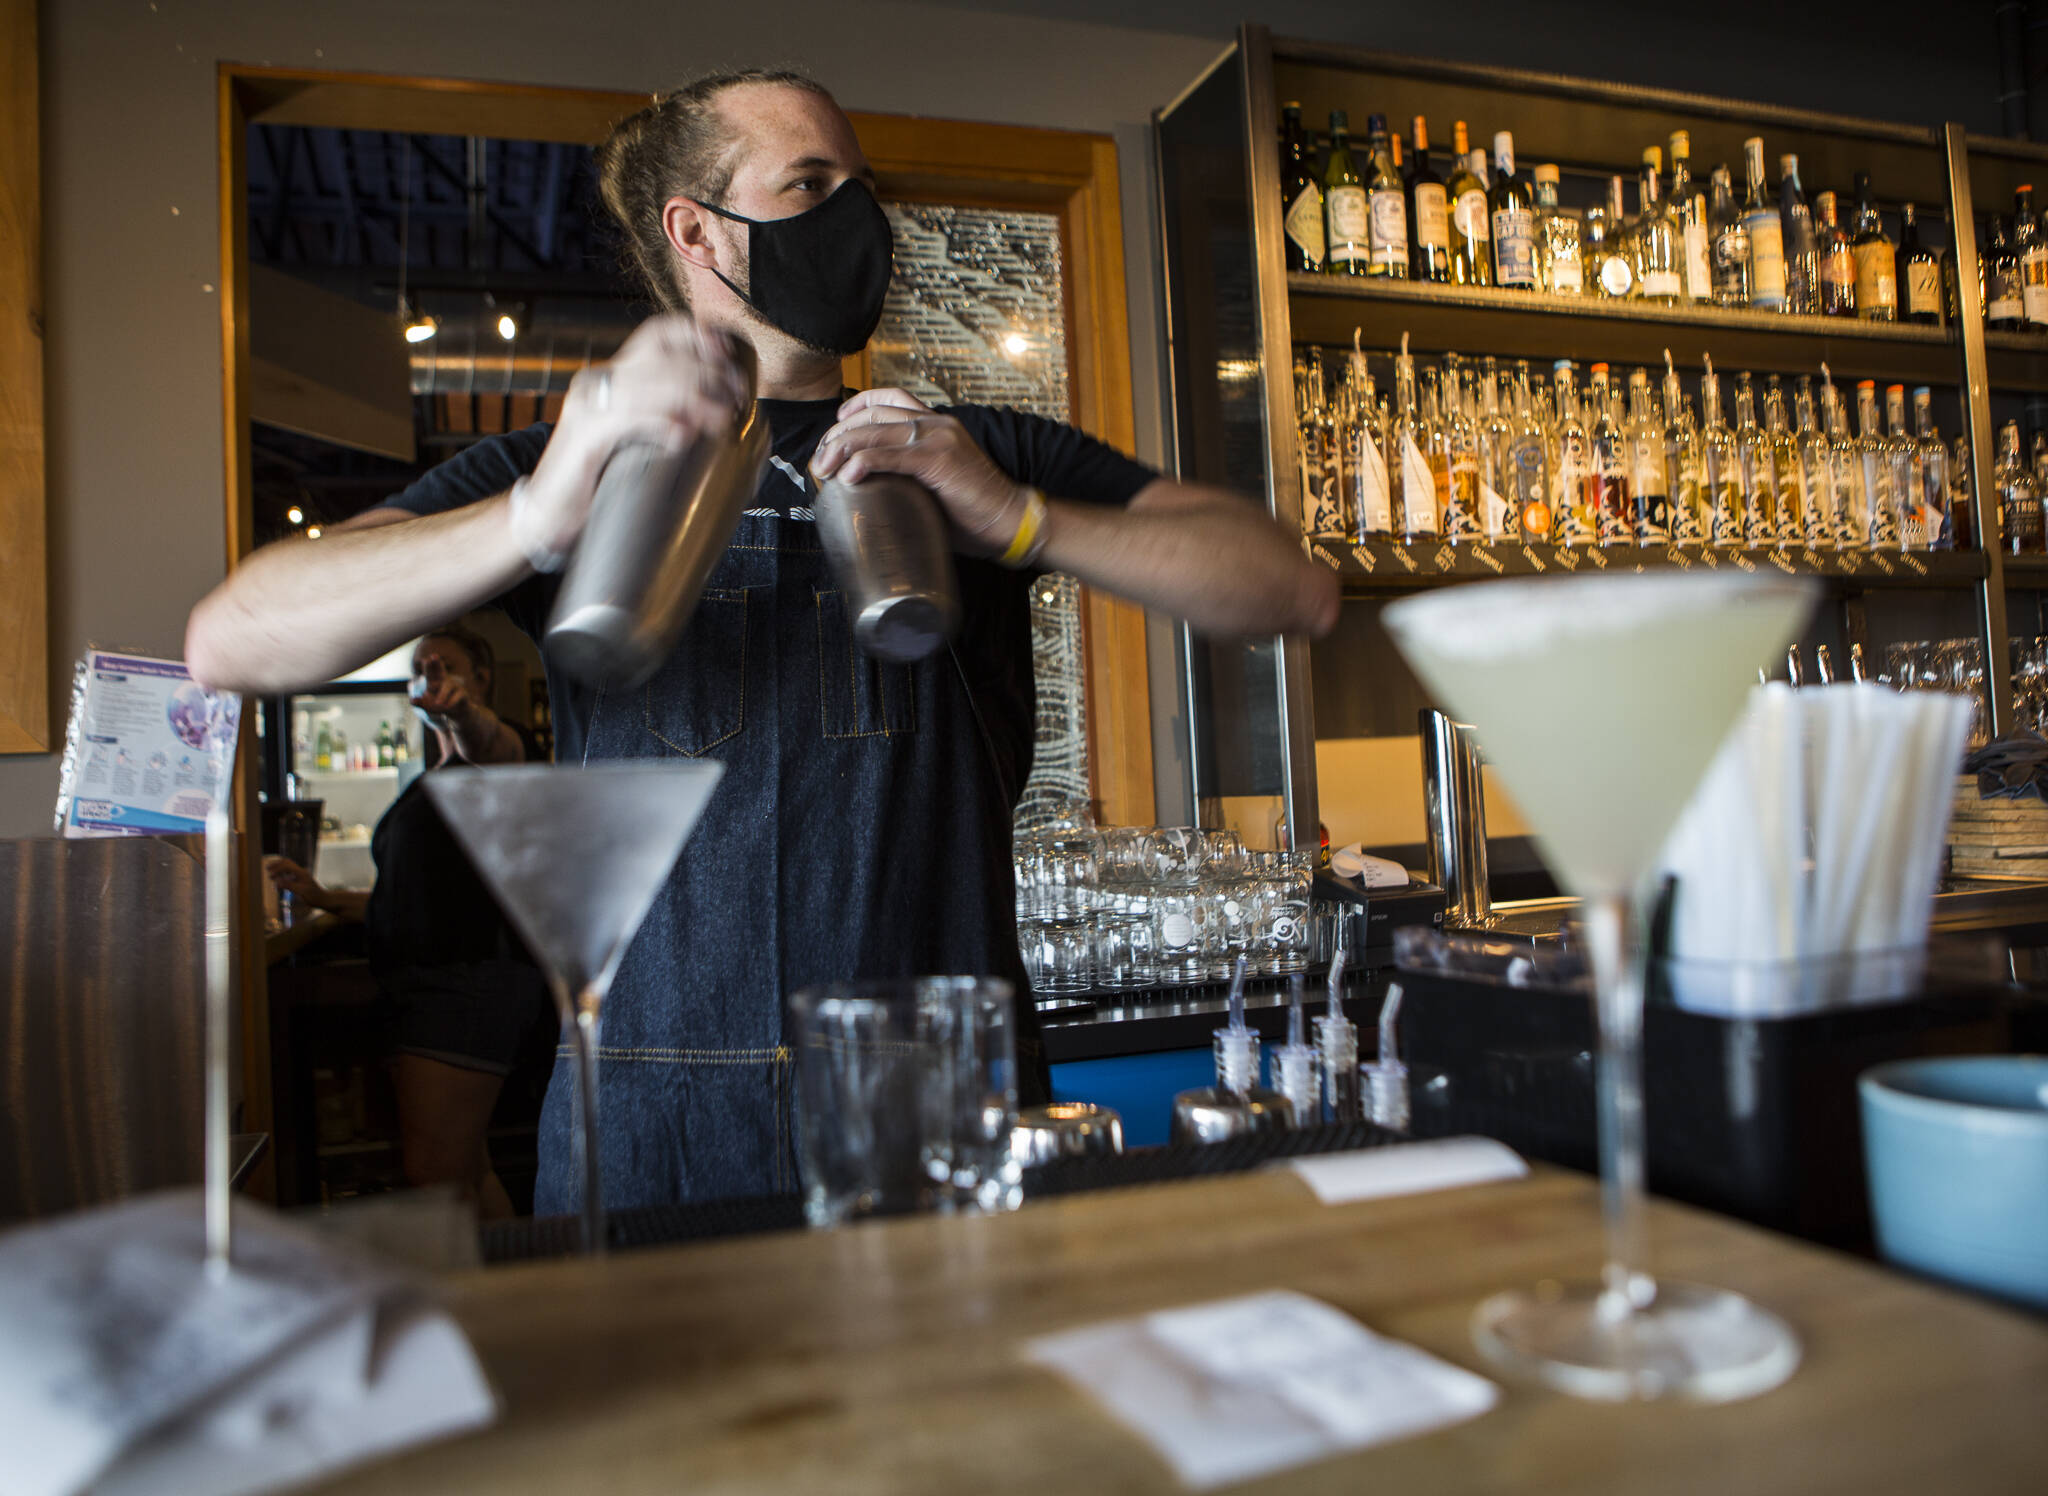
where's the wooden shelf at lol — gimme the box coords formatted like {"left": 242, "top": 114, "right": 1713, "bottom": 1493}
{"left": 2002, "top": 555, "right": 2048, "bottom": 587}
{"left": 1308, "top": 536, "right": 1989, "bottom": 592}
{"left": 1984, "top": 330, "right": 2048, "bottom": 394}
{"left": 1288, "top": 273, "right": 1965, "bottom": 387}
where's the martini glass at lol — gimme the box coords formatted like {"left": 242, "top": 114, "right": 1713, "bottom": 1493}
{"left": 425, "top": 760, "right": 723, "bottom": 1254}
{"left": 1383, "top": 571, "right": 1814, "bottom": 1402}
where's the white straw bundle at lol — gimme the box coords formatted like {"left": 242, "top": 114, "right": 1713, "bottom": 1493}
{"left": 1659, "top": 683, "right": 1972, "bottom": 963}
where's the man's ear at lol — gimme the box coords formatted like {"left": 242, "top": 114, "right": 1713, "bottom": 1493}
{"left": 662, "top": 196, "right": 726, "bottom": 276}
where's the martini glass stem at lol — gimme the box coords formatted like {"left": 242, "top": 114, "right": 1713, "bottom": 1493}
{"left": 570, "top": 994, "right": 606, "bottom": 1255}
{"left": 1585, "top": 893, "right": 1654, "bottom": 1322}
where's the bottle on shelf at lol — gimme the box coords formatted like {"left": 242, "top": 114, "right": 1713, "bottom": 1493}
{"left": 1532, "top": 164, "right": 1582, "bottom": 294}
{"left": 1280, "top": 103, "right": 1325, "bottom": 274}
{"left": 1733, "top": 372, "right": 1774, "bottom": 547}
{"left": 1709, "top": 165, "right": 1751, "bottom": 307}
{"left": 1549, "top": 360, "right": 1597, "bottom": 544}
{"left": 1442, "top": 360, "right": 1483, "bottom": 541}
{"left": 1668, "top": 131, "right": 1710, "bottom": 303}
{"left": 1587, "top": 364, "right": 1632, "bottom": 546}
{"left": 392, "top": 720, "right": 411, "bottom": 765}
{"left": 314, "top": 718, "right": 333, "bottom": 772}
{"left": 1301, "top": 355, "right": 1351, "bottom": 540}
{"left": 1476, "top": 355, "right": 1515, "bottom": 539}
{"left": 1407, "top": 116, "right": 1450, "bottom": 283}
{"left": 1323, "top": 111, "right": 1370, "bottom": 279}
{"left": 1626, "top": 368, "right": 1670, "bottom": 545}
{"left": 1998, "top": 419, "right": 2043, "bottom": 554}
{"left": 1741, "top": 139, "right": 1788, "bottom": 313}
{"left": 1700, "top": 356, "right": 1742, "bottom": 547}
{"left": 1824, "top": 368, "right": 1870, "bottom": 549}
{"left": 1391, "top": 335, "right": 1440, "bottom": 541}
{"left": 1850, "top": 175, "right": 1898, "bottom": 322}
{"left": 1489, "top": 131, "right": 1538, "bottom": 290}
{"left": 1507, "top": 359, "right": 1554, "bottom": 544}
{"left": 2017, "top": 186, "right": 2048, "bottom": 329}
{"left": 1635, "top": 149, "right": 1681, "bottom": 304}
{"left": 1856, "top": 379, "right": 1903, "bottom": 550}
{"left": 1344, "top": 337, "right": 1394, "bottom": 542}
{"left": 1779, "top": 154, "right": 1819, "bottom": 316}
{"left": 1952, "top": 431, "right": 1975, "bottom": 546}
{"left": 1794, "top": 375, "right": 1838, "bottom": 549}
{"left": 1582, "top": 206, "right": 1617, "bottom": 298}
{"left": 1814, "top": 190, "right": 1858, "bottom": 317}
{"left": 1986, "top": 214, "right": 2025, "bottom": 331}
{"left": 1365, "top": 115, "right": 1409, "bottom": 280}
{"left": 1764, "top": 376, "right": 1804, "bottom": 545}
{"left": 1293, "top": 355, "right": 1320, "bottom": 538}
{"left": 1896, "top": 203, "right": 1942, "bottom": 326}
{"left": 1885, "top": 384, "right": 1927, "bottom": 549}
{"left": 1446, "top": 121, "right": 1491, "bottom": 286}
{"left": 376, "top": 720, "right": 394, "bottom": 768}
{"left": 1662, "top": 351, "right": 1706, "bottom": 544}
{"left": 1914, "top": 387, "right": 1955, "bottom": 550}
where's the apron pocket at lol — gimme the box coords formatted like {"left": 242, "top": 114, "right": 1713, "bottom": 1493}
{"left": 815, "top": 587, "right": 918, "bottom": 738}
{"left": 639, "top": 587, "right": 749, "bottom": 756}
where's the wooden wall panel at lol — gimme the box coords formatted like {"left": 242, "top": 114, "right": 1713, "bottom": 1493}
{"left": 0, "top": 0, "right": 48, "bottom": 754}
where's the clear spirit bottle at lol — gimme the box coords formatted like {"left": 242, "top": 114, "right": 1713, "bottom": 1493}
{"left": 1550, "top": 360, "right": 1598, "bottom": 545}
{"left": 1794, "top": 376, "right": 1838, "bottom": 549}
{"left": 1663, "top": 353, "right": 1705, "bottom": 544}
{"left": 1914, "top": 387, "right": 1954, "bottom": 549}
{"left": 1627, "top": 368, "right": 1670, "bottom": 544}
{"left": 1998, "top": 419, "right": 2043, "bottom": 554}
{"left": 1476, "top": 356, "right": 1515, "bottom": 539}
{"left": 1700, "top": 358, "right": 1742, "bottom": 548}
{"left": 1733, "top": 373, "right": 1774, "bottom": 548}
{"left": 1779, "top": 154, "right": 1819, "bottom": 315}
{"left": 1441, "top": 362, "right": 1482, "bottom": 541}
{"left": 1857, "top": 380, "right": 1903, "bottom": 550}
{"left": 1488, "top": 131, "right": 1539, "bottom": 290}
{"left": 1668, "top": 131, "right": 1710, "bottom": 302}
{"left": 1507, "top": 360, "right": 1554, "bottom": 544}
{"left": 1635, "top": 149, "right": 1681, "bottom": 304}
{"left": 1764, "top": 376, "right": 1804, "bottom": 547}
{"left": 1741, "top": 139, "right": 1788, "bottom": 312}
{"left": 1826, "top": 378, "right": 1871, "bottom": 549}
{"left": 1886, "top": 384, "right": 1926, "bottom": 549}
{"left": 1593, "top": 176, "right": 1636, "bottom": 298}
{"left": 1293, "top": 354, "right": 1323, "bottom": 540}
{"left": 1815, "top": 190, "right": 1858, "bottom": 317}
{"left": 1348, "top": 353, "right": 1394, "bottom": 541}
{"left": 1391, "top": 337, "right": 1439, "bottom": 541}
{"left": 1533, "top": 164, "right": 1582, "bottom": 294}
{"left": 1308, "top": 354, "right": 1354, "bottom": 540}
{"left": 1587, "top": 364, "right": 1633, "bottom": 545}
{"left": 1709, "top": 165, "right": 1751, "bottom": 306}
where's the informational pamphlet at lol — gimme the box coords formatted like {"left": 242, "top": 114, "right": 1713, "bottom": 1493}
{"left": 55, "top": 650, "right": 241, "bottom": 837}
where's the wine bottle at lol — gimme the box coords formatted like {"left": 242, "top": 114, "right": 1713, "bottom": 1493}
{"left": 1323, "top": 111, "right": 1369, "bottom": 278}
{"left": 1279, "top": 102, "right": 1325, "bottom": 273}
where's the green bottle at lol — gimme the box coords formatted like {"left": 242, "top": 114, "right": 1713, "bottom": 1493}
{"left": 1323, "top": 111, "right": 1369, "bottom": 278}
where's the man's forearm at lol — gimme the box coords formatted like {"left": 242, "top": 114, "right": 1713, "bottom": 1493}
{"left": 1035, "top": 479, "right": 1340, "bottom": 638}
{"left": 186, "top": 497, "right": 532, "bottom": 693}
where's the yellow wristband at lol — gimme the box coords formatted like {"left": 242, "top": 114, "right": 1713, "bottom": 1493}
{"left": 998, "top": 488, "right": 1048, "bottom": 569}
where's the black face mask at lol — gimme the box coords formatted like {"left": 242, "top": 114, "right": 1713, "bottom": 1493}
{"left": 700, "top": 179, "right": 894, "bottom": 357}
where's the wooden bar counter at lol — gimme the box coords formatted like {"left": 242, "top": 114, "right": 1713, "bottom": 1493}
{"left": 313, "top": 1166, "right": 2048, "bottom": 1494}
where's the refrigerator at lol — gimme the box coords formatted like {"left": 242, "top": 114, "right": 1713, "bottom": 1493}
{"left": 261, "top": 640, "right": 424, "bottom": 891}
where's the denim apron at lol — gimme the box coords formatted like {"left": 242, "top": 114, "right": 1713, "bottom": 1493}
{"left": 532, "top": 509, "right": 1046, "bottom": 1214}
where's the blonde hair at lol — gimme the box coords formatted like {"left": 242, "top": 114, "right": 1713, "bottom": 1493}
{"left": 594, "top": 67, "right": 835, "bottom": 311}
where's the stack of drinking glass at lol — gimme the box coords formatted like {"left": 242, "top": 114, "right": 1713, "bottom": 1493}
{"left": 2009, "top": 636, "right": 2048, "bottom": 733}
{"left": 1883, "top": 637, "right": 1989, "bottom": 750}
{"left": 1014, "top": 825, "right": 1319, "bottom": 996}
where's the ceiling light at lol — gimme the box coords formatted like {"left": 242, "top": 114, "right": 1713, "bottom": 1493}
{"left": 305, "top": 526, "right": 323, "bottom": 539}
{"left": 497, "top": 313, "right": 518, "bottom": 341}
{"left": 1003, "top": 332, "right": 1029, "bottom": 356}
{"left": 286, "top": 505, "right": 304, "bottom": 525}
{"left": 404, "top": 315, "right": 438, "bottom": 343}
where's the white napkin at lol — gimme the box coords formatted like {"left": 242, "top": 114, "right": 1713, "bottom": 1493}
{"left": 1286, "top": 1138, "right": 1528, "bottom": 1205}
{"left": 1024, "top": 1290, "right": 1497, "bottom": 1489}
{"left": 1329, "top": 843, "right": 1412, "bottom": 888}
{"left": 0, "top": 1189, "right": 497, "bottom": 1496}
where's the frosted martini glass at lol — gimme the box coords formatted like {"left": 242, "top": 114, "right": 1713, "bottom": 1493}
{"left": 1383, "top": 571, "right": 1815, "bottom": 1403}
{"left": 426, "top": 760, "right": 723, "bottom": 1255}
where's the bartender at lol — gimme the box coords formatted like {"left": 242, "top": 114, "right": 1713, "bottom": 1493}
{"left": 186, "top": 66, "right": 1337, "bottom": 1215}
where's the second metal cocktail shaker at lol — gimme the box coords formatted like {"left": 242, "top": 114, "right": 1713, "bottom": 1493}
{"left": 544, "top": 341, "right": 770, "bottom": 689}
{"left": 812, "top": 472, "right": 960, "bottom": 663}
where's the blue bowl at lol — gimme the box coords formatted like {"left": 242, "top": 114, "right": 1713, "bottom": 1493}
{"left": 1859, "top": 1056, "right": 2048, "bottom": 1311}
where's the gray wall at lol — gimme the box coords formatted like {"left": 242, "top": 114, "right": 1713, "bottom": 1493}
{"left": 8, "top": 0, "right": 2008, "bottom": 835}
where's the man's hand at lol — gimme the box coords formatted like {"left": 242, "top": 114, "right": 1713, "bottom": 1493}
{"left": 810, "top": 389, "right": 1032, "bottom": 556}
{"left": 517, "top": 314, "right": 753, "bottom": 560}
{"left": 408, "top": 650, "right": 481, "bottom": 733}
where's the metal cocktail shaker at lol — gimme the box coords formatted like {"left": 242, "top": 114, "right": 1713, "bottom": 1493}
{"left": 544, "top": 343, "right": 771, "bottom": 689}
{"left": 812, "top": 472, "right": 960, "bottom": 663}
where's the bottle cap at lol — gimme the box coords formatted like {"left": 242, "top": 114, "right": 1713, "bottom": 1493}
{"left": 1533, "top": 163, "right": 1559, "bottom": 183}
{"left": 1412, "top": 113, "right": 1428, "bottom": 142}
{"left": 1816, "top": 189, "right": 1836, "bottom": 210}
{"left": 1915, "top": 386, "right": 1932, "bottom": 399}
{"left": 1283, "top": 99, "right": 1302, "bottom": 111}
{"left": 1330, "top": 110, "right": 1350, "bottom": 131}
{"left": 1642, "top": 145, "right": 1663, "bottom": 171}
{"left": 1591, "top": 362, "right": 1609, "bottom": 375}
{"left": 1493, "top": 130, "right": 1514, "bottom": 168}
{"left": 1858, "top": 379, "right": 1876, "bottom": 389}
{"left": 1887, "top": 383, "right": 1905, "bottom": 394}
{"left": 1366, "top": 113, "right": 1387, "bottom": 134}
{"left": 1668, "top": 129, "right": 1690, "bottom": 158}
{"left": 1779, "top": 153, "right": 1798, "bottom": 175}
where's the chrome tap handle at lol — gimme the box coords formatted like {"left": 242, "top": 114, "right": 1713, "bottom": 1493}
{"left": 1785, "top": 645, "right": 1804, "bottom": 687}
{"left": 1816, "top": 643, "right": 1836, "bottom": 684}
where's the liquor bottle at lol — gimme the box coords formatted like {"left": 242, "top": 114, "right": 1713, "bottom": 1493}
{"left": 1779, "top": 154, "right": 1819, "bottom": 315}
{"left": 1740, "top": 139, "right": 1787, "bottom": 312}
{"left": 1825, "top": 374, "right": 1870, "bottom": 549}
{"left": 1663, "top": 352, "right": 1705, "bottom": 544}
{"left": 331, "top": 726, "right": 348, "bottom": 771}
{"left": 1532, "top": 165, "right": 1582, "bottom": 294}
{"left": 1896, "top": 203, "right": 1942, "bottom": 326}
{"left": 1998, "top": 420, "right": 2043, "bottom": 554}
{"left": 1587, "top": 364, "right": 1632, "bottom": 546}
{"left": 1442, "top": 362, "right": 1482, "bottom": 541}
{"left": 1885, "top": 384, "right": 1926, "bottom": 549}
{"left": 1700, "top": 357, "right": 1742, "bottom": 548}
{"left": 1407, "top": 116, "right": 1450, "bottom": 282}
{"left": 1794, "top": 377, "right": 1837, "bottom": 549}
{"left": 1709, "top": 165, "right": 1751, "bottom": 306}
{"left": 1626, "top": 368, "right": 1670, "bottom": 545}
{"left": 1764, "top": 376, "right": 1804, "bottom": 546}
{"left": 1857, "top": 380, "right": 1902, "bottom": 550}
{"left": 2017, "top": 186, "right": 2048, "bottom": 328}
{"left": 1815, "top": 190, "right": 1858, "bottom": 317}
{"left": 1550, "top": 361, "right": 1597, "bottom": 545}
{"left": 1507, "top": 360, "right": 1553, "bottom": 544}
{"left": 1850, "top": 175, "right": 1898, "bottom": 322}
{"left": 1345, "top": 344, "right": 1394, "bottom": 541}
{"left": 1476, "top": 356, "right": 1515, "bottom": 539}
{"left": 1668, "top": 131, "right": 1710, "bottom": 302}
{"left": 1635, "top": 150, "right": 1681, "bottom": 304}
{"left": 1446, "top": 121, "right": 1491, "bottom": 286}
{"left": 1953, "top": 432, "right": 1976, "bottom": 549}
{"left": 1305, "top": 356, "right": 1353, "bottom": 540}
{"left": 1596, "top": 177, "right": 1637, "bottom": 297}
{"left": 1915, "top": 388, "right": 1954, "bottom": 549}
{"left": 392, "top": 720, "right": 411, "bottom": 765}
{"left": 1733, "top": 373, "right": 1774, "bottom": 548}
{"left": 1986, "top": 214, "right": 2025, "bottom": 331}
{"left": 1391, "top": 336, "right": 1439, "bottom": 541}
{"left": 376, "top": 720, "right": 394, "bottom": 768}
{"left": 1280, "top": 103, "right": 1325, "bottom": 273}
{"left": 1489, "top": 131, "right": 1538, "bottom": 290}
{"left": 1364, "top": 115, "right": 1409, "bottom": 279}
{"left": 1323, "top": 112, "right": 1370, "bottom": 278}
{"left": 1293, "top": 355, "right": 1321, "bottom": 539}
{"left": 315, "top": 719, "right": 333, "bottom": 772}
